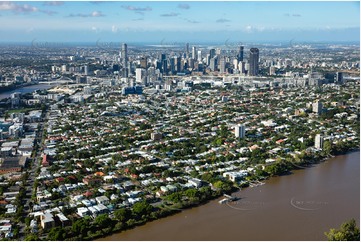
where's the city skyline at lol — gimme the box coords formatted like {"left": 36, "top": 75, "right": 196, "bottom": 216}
{"left": 0, "top": 1, "right": 359, "bottom": 43}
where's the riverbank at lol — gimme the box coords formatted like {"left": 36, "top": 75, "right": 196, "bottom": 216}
{"left": 88, "top": 145, "right": 359, "bottom": 241}
{"left": 0, "top": 82, "right": 36, "bottom": 93}
{"left": 99, "top": 150, "right": 359, "bottom": 241}
{"left": 0, "top": 83, "right": 54, "bottom": 100}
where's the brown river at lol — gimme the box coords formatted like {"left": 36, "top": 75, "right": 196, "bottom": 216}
{"left": 100, "top": 151, "right": 360, "bottom": 241}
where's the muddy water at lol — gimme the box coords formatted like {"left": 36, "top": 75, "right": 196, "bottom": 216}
{"left": 101, "top": 151, "right": 360, "bottom": 241}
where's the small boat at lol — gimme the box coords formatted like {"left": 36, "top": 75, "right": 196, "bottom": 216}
{"left": 218, "top": 198, "right": 229, "bottom": 204}
{"left": 223, "top": 194, "right": 239, "bottom": 201}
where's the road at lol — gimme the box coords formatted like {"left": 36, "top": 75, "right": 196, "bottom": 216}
{"left": 18, "top": 107, "right": 48, "bottom": 240}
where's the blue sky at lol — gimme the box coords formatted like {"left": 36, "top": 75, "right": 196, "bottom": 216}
{"left": 0, "top": 1, "right": 359, "bottom": 43}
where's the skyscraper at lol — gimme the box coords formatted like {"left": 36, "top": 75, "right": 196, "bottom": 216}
{"left": 335, "top": 72, "right": 344, "bottom": 84}
{"left": 136, "top": 68, "right": 146, "bottom": 82}
{"left": 197, "top": 50, "right": 202, "bottom": 62}
{"left": 249, "top": 48, "right": 259, "bottom": 76}
{"left": 162, "top": 59, "right": 168, "bottom": 74}
{"left": 176, "top": 56, "right": 182, "bottom": 73}
{"left": 192, "top": 46, "right": 197, "bottom": 59}
{"left": 219, "top": 57, "right": 226, "bottom": 73}
{"left": 209, "top": 49, "right": 216, "bottom": 59}
{"left": 84, "top": 65, "right": 88, "bottom": 76}
{"left": 161, "top": 53, "right": 166, "bottom": 61}
{"left": 237, "top": 46, "right": 244, "bottom": 62}
{"left": 238, "top": 61, "right": 245, "bottom": 73}
{"left": 185, "top": 43, "right": 190, "bottom": 58}
{"left": 140, "top": 57, "right": 147, "bottom": 69}
{"left": 210, "top": 57, "right": 217, "bottom": 71}
{"left": 235, "top": 124, "right": 246, "bottom": 139}
{"left": 312, "top": 100, "right": 323, "bottom": 115}
{"left": 121, "top": 43, "right": 128, "bottom": 78}
{"left": 170, "top": 57, "right": 175, "bottom": 74}
{"left": 206, "top": 54, "right": 211, "bottom": 66}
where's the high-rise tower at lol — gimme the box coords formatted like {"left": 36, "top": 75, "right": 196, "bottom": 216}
{"left": 121, "top": 43, "right": 128, "bottom": 78}
{"left": 249, "top": 48, "right": 259, "bottom": 76}
{"left": 237, "top": 46, "right": 244, "bottom": 62}
{"left": 192, "top": 46, "right": 197, "bottom": 59}
{"left": 235, "top": 124, "right": 246, "bottom": 139}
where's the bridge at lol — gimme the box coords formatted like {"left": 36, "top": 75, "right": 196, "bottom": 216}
{"left": 39, "top": 76, "right": 75, "bottom": 84}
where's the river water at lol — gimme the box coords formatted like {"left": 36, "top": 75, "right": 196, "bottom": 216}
{"left": 0, "top": 83, "right": 54, "bottom": 100}
{"left": 101, "top": 151, "right": 360, "bottom": 241}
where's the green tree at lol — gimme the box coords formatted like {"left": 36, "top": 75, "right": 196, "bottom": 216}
{"left": 24, "top": 217, "right": 32, "bottom": 227}
{"left": 184, "top": 188, "right": 200, "bottom": 198}
{"left": 323, "top": 140, "right": 332, "bottom": 156}
{"left": 325, "top": 219, "right": 360, "bottom": 241}
{"left": 132, "top": 201, "right": 153, "bottom": 218}
{"left": 166, "top": 192, "right": 182, "bottom": 203}
{"left": 114, "top": 208, "right": 131, "bottom": 223}
{"left": 72, "top": 217, "right": 91, "bottom": 238}
{"left": 95, "top": 214, "right": 113, "bottom": 229}
{"left": 47, "top": 227, "right": 66, "bottom": 240}
{"left": 24, "top": 234, "right": 39, "bottom": 241}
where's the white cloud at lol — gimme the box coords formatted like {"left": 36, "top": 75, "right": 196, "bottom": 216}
{"left": 216, "top": 18, "right": 230, "bottom": 23}
{"left": 0, "top": 2, "right": 38, "bottom": 14}
{"left": 68, "top": 11, "right": 105, "bottom": 18}
{"left": 91, "top": 26, "right": 100, "bottom": 33}
{"left": 160, "top": 12, "right": 179, "bottom": 17}
{"left": 111, "top": 25, "right": 118, "bottom": 33}
{"left": 178, "top": 4, "right": 190, "bottom": 10}
{"left": 91, "top": 11, "right": 104, "bottom": 17}
{"left": 121, "top": 5, "right": 152, "bottom": 12}
{"left": 43, "top": 1, "right": 64, "bottom": 7}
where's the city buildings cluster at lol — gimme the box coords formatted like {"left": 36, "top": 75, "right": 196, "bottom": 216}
{"left": 0, "top": 42, "right": 359, "bottom": 240}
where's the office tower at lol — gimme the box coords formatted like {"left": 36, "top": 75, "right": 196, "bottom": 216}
{"left": 61, "top": 65, "right": 67, "bottom": 73}
{"left": 140, "top": 57, "right": 147, "bottom": 69}
{"left": 335, "top": 72, "right": 344, "bottom": 84}
{"left": 233, "top": 59, "right": 239, "bottom": 70}
{"left": 188, "top": 58, "right": 195, "bottom": 69}
{"left": 136, "top": 68, "right": 146, "bottom": 82}
{"left": 206, "top": 54, "right": 211, "bottom": 66}
{"left": 183, "top": 59, "right": 188, "bottom": 71}
{"left": 315, "top": 134, "right": 324, "bottom": 149}
{"left": 192, "top": 46, "right": 197, "bottom": 59}
{"left": 186, "top": 43, "right": 190, "bottom": 58}
{"left": 209, "top": 49, "right": 216, "bottom": 59}
{"left": 249, "top": 48, "right": 259, "bottom": 76}
{"left": 197, "top": 50, "right": 202, "bottom": 62}
{"left": 237, "top": 46, "right": 244, "bottom": 62}
{"left": 128, "top": 78, "right": 136, "bottom": 87}
{"left": 269, "top": 66, "right": 276, "bottom": 75}
{"left": 176, "top": 56, "right": 182, "bottom": 73}
{"left": 312, "top": 100, "right": 323, "bottom": 115}
{"left": 235, "top": 124, "right": 246, "bottom": 138}
{"left": 121, "top": 43, "right": 128, "bottom": 78}
{"left": 170, "top": 57, "right": 175, "bottom": 74}
{"left": 216, "top": 48, "right": 221, "bottom": 55}
{"left": 238, "top": 61, "right": 245, "bottom": 73}
{"left": 210, "top": 57, "right": 217, "bottom": 71}
{"left": 245, "top": 62, "right": 250, "bottom": 73}
{"left": 161, "top": 53, "right": 167, "bottom": 61}
{"left": 219, "top": 57, "right": 226, "bottom": 73}
{"left": 84, "top": 65, "right": 88, "bottom": 75}
{"left": 162, "top": 59, "right": 168, "bottom": 74}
